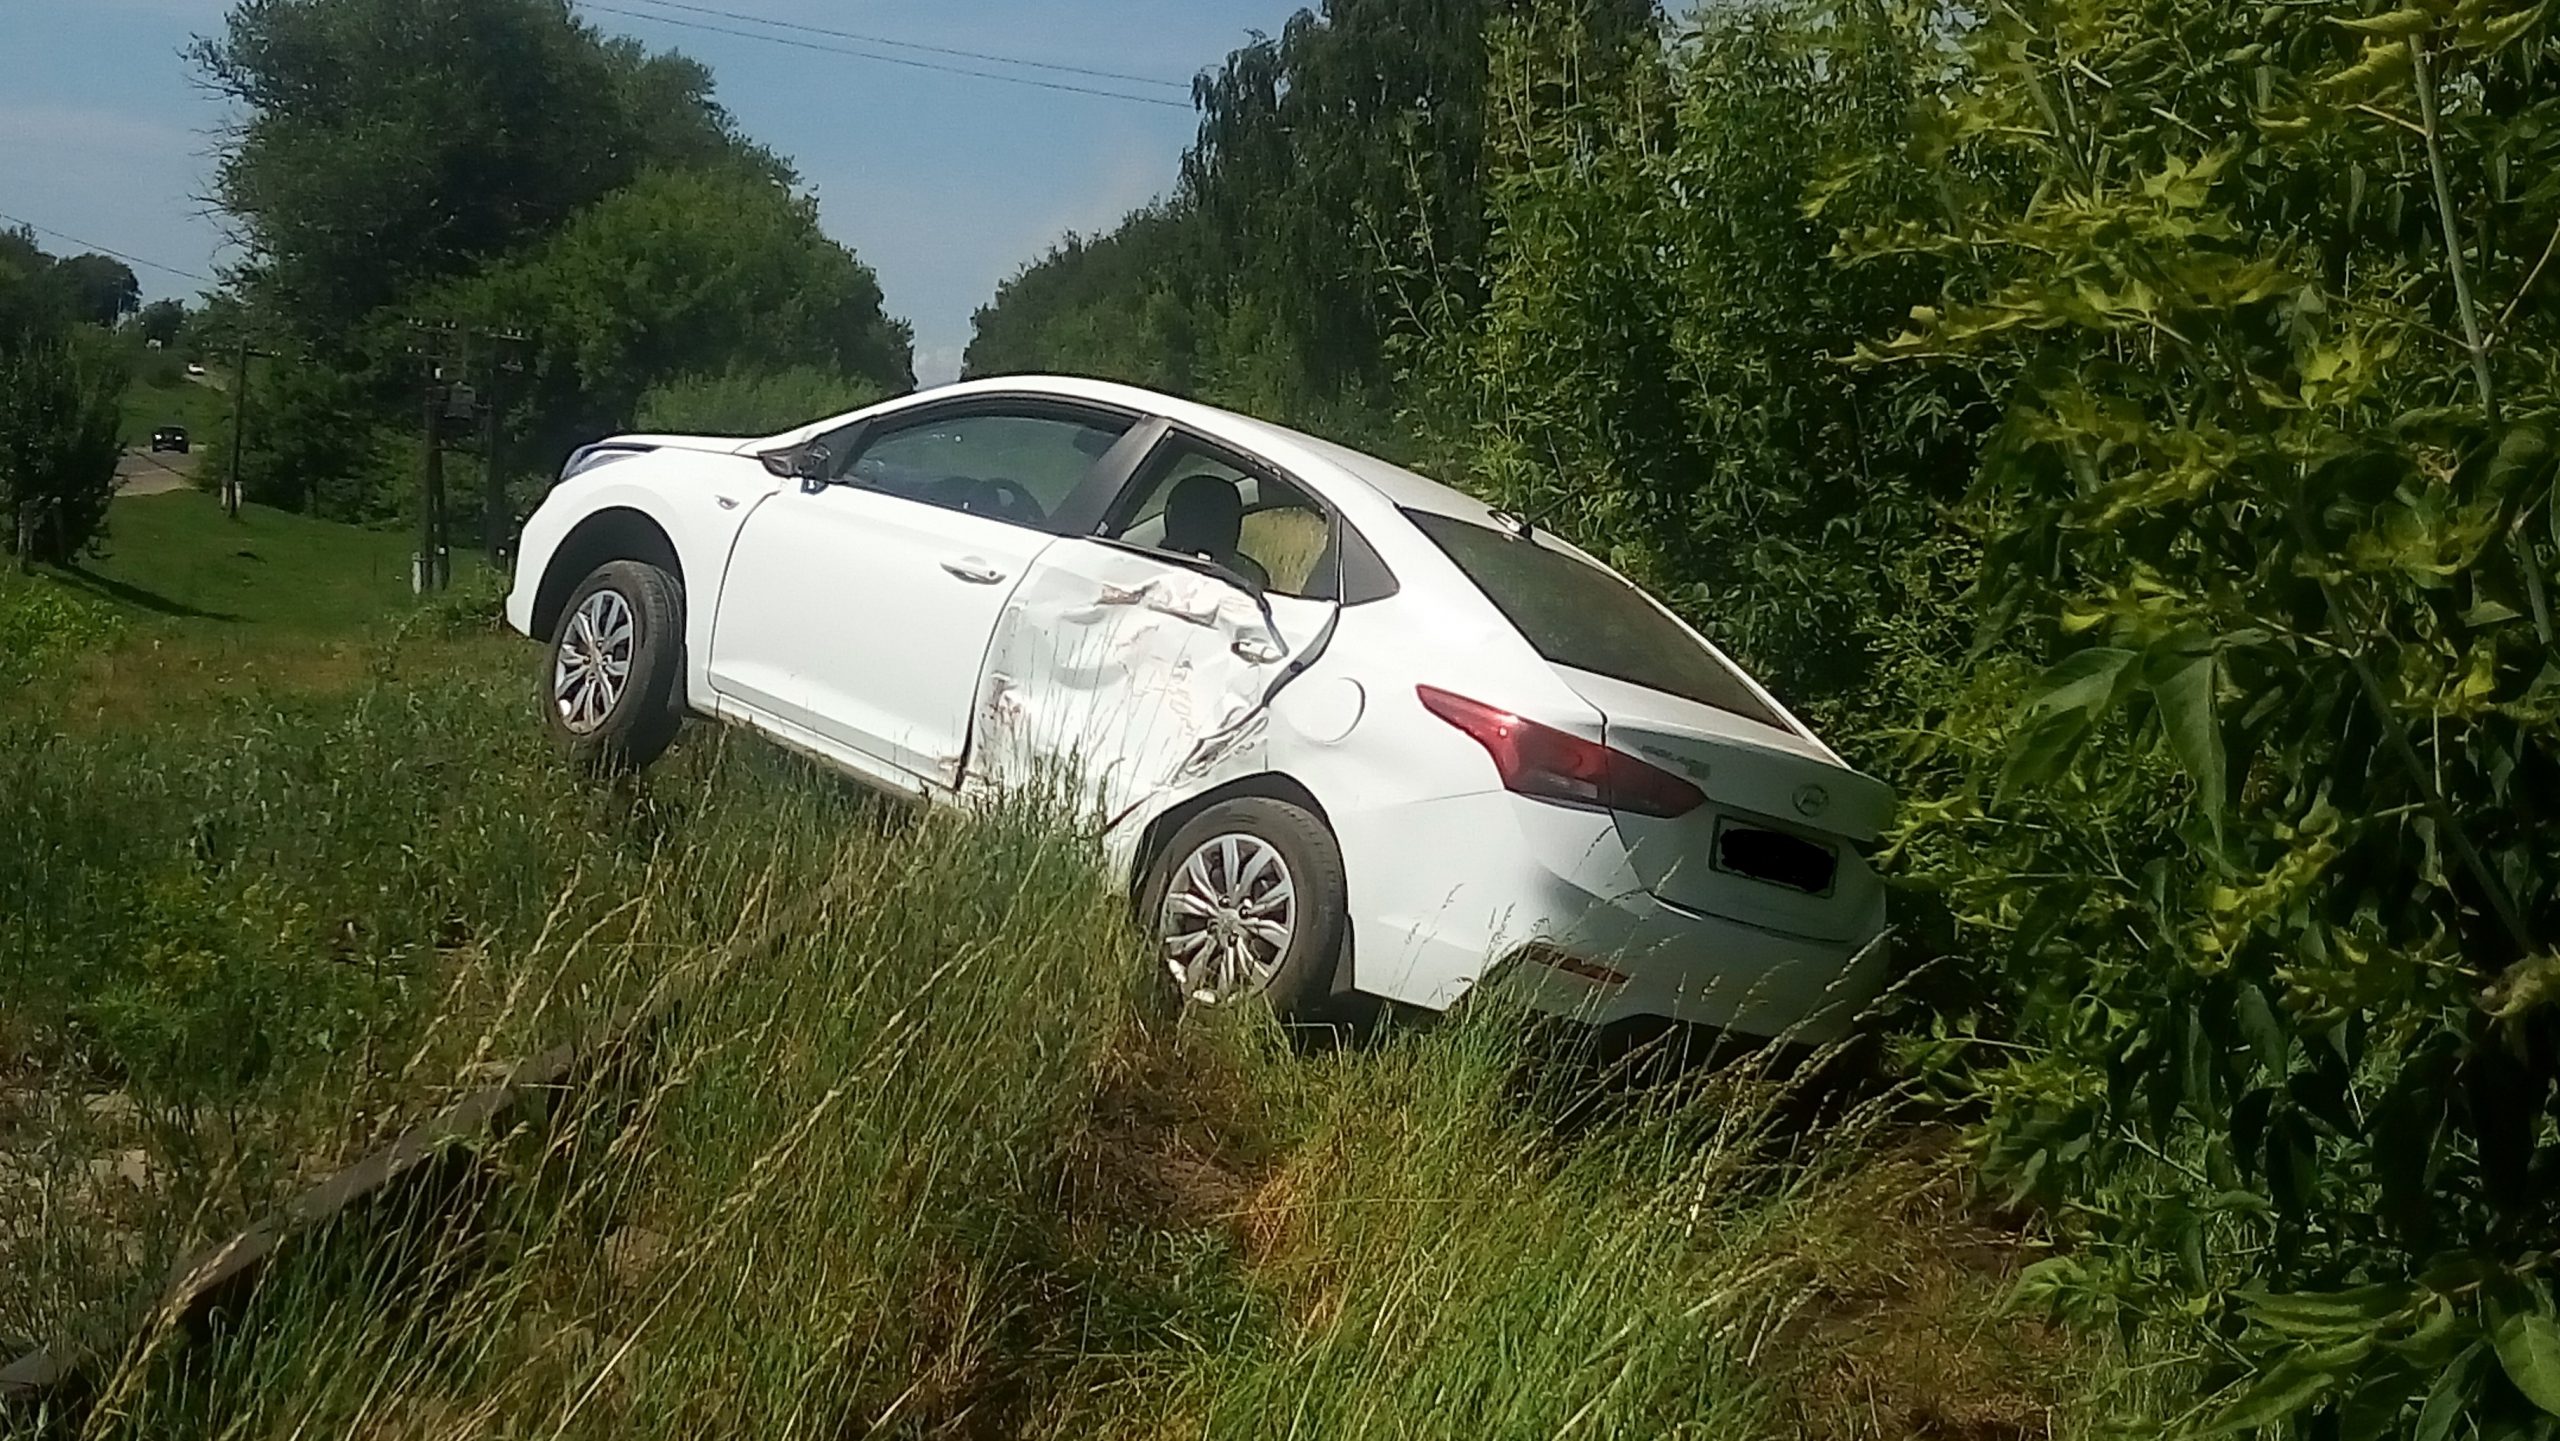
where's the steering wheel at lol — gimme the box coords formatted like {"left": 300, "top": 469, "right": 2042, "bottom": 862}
{"left": 926, "top": 473, "right": 981, "bottom": 508}
{"left": 966, "top": 476, "right": 1046, "bottom": 525}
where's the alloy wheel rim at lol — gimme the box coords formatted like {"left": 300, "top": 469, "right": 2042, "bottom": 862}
{"left": 553, "top": 588, "right": 634, "bottom": 735}
{"left": 1159, "top": 833, "right": 1296, "bottom": 1005}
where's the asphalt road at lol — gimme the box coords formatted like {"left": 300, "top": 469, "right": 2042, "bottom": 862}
{"left": 116, "top": 447, "right": 197, "bottom": 497}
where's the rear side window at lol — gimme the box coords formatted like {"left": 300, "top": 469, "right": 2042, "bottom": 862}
{"left": 1406, "top": 511, "right": 1790, "bottom": 731}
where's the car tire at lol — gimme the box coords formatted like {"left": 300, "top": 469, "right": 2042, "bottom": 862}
{"left": 544, "top": 559, "right": 684, "bottom": 771}
{"left": 1136, "top": 797, "right": 1349, "bottom": 1024}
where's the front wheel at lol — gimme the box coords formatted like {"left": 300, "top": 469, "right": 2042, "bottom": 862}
{"left": 1137, "top": 797, "right": 1348, "bottom": 1022}
{"left": 545, "top": 559, "right": 684, "bottom": 770}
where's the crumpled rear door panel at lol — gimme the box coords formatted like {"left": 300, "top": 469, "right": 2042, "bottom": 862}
{"left": 970, "top": 540, "right": 1332, "bottom": 829}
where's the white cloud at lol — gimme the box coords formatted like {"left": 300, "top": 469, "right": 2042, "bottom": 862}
{"left": 911, "top": 340, "right": 966, "bottom": 388}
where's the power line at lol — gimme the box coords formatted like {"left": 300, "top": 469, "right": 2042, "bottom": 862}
{"left": 580, "top": 3, "right": 1194, "bottom": 109}
{"left": 0, "top": 209, "right": 213, "bottom": 285}
{"left": 615, "top": 0, "right": 1191, "bottom": 91}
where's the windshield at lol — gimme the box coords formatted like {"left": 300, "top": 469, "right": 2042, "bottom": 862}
{"left": 1406, "top": 511, "right": 1791, "bottom": 731}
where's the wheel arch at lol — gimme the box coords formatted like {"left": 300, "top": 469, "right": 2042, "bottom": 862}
{"left": 1125, "top": 772, "right": 1359, "bottom": 997}
{"left": 530, "top": 506, "right": 685, "bottom": 643}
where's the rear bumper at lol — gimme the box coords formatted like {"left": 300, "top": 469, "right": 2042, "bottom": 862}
{"left": 1335, "top": 789, "right": 1887, "bottom": 1044}
{"left": 1484, "top": 887, "right": 1888, "bottom": 1045}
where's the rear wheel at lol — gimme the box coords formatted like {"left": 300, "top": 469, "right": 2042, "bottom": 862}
{"left": 545, "top": 559, "right": 684, "bottom": 771}
{"left": 1137, "top": 797, "right": 1348, "bottom": 1022}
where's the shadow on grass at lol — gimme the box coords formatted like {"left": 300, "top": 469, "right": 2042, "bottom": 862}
{"left": 48, "top": 563, "right": 242, "bottom": 623}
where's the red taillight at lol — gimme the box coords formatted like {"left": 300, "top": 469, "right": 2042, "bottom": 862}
{"left": 1415, "top": 685, "right": 1705, "bottom": 818}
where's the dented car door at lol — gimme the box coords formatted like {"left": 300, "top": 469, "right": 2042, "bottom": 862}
{"left": 969, "top": 540, "right": 1334, "bottom": 827}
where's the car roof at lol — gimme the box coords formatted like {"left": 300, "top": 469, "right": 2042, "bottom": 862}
{"left": 899, "top": 374, "right": 1504, "bottom": 525}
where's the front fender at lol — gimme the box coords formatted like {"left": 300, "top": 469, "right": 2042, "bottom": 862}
{"left": 504, "top": 453, "right": 774, "bottom": 702}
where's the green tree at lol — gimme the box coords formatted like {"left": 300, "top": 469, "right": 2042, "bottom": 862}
{"left": 637, "top": 365, "right": 887, "bottom": 437}
{"left": 136, "top": 299, "right": 188, "bottom": 348}
{"left": 0, "top": 228, "right": 73, "bottom": 344}
{"left": 963, "top": 0, "right": 1652, "bottom": 434}
{"left": 965, "top": 209, "right": 1208, "bottom": 392}
{"left": 205, "top": 356, "right": 388, "bottom": 520}
{"left": 1417, "top": 1, "right": 1981, "bottom": 742}
{"left": 51, "top": 255, "right": 140, "bottom": 328}
{"left": 0, "top": 331, "right": 125, "bottom": 568}
{"left": 438, "top": 166, "right": 913, "bottom": 464}
{"left": 191, "top": 0, "right": 784, "bottom": 343}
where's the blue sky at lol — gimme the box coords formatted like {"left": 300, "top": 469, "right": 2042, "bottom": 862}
{"left": 0, "top": 0, "right": 1301, "bottom": 382}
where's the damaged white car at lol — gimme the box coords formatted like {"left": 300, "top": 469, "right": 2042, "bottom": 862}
{"left": 505, "top": 376, "right": 1892, "bottom": 1040}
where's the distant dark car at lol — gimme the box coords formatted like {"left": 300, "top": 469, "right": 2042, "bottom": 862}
{"left": 150, "top": 426, "right": 189, "bottom": 454}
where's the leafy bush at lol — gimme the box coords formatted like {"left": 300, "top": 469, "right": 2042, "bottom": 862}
{"left": 201, "top": 355, "right": 394, "bottom": 520}
{"left": 1859, "top": 0, "right": 2560, "bottom": 1428}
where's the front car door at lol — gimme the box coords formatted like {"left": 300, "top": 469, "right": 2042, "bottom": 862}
{"left": 707, "top": 398, "right": 1142, "bottom": 786}
{"left": 969, "top": 427, "right": 1349, "bottom": 826}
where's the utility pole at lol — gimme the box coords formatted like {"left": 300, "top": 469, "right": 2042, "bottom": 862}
{"left": 408, "top": 320, "right": 457, "bottom": 593}
{"left": 420, "top": 372, "right": 447, "bottom": 592}
{"left": 405, "top": 320, "right": 521, "bottom": 589}
{"left": 222, "top": 337, "right": 256, "bottom": 520}
{"left": 477, "top": 330, "right": 525, "bottom": 569}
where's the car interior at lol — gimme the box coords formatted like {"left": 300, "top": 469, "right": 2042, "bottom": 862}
{"left": 832, "top": 412, "right": 1126, "bottom": 528}
{"left": 1155, "top": 472, "right": 1271, "bottom": 591}
{"left": 1111, "top": 458, "right": 1336, "bottom": 600}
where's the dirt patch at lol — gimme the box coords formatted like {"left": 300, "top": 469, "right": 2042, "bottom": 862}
{"left": 1760, "top": 1131, "right": 2082, "bottom": 1441}
{"left": 1054, "top": 1026, "right": 1272, "bottom": 1235}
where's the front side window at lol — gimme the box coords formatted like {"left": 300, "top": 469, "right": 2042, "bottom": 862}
{"left": 1406, "top": 510, "right": 1790, "bottom": 730}
{"left": 1105, "top": 441, "right": 1335, "bottom": 598}
{"left": 842, "top": 409, "right": 1129, "bottom": 529}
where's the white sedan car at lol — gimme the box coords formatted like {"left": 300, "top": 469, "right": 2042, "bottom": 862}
{"left": 506, "top": 376, "right": 1891, "bottom": 1040}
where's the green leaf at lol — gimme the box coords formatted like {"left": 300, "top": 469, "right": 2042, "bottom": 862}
{"left": 2330, "top": 7, "right": 2430, "bottom": 35}
{"left": 2236, "top": 983, "right": 2288, "bottom": 1077}
{"left": 2416, "top": 1343, "right": 2488, "bottom": 1441}
{"left": 2024, "top": 646, "right": 2141, "bottom": 720}
{"left": 1997, "top": 647, "right": 2139, "bottom": 803}
{"left": 2148, "top": 647, "right": 2226, "bottom": 832}
{"left": 2491, "top": 1306, "right": 2560, "bottom": 1415}
{"left": 2202, "top": 1345, "right": 2359, "bottom": 1434}
{"left": 2243, "top": 1282, "right": 2416, "bottom": 1338}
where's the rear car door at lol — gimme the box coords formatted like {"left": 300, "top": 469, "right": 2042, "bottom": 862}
{"left": 968, "top": 428, "right": 1351, "bottom": 825}
{"left": 708, "top": 400, "right": 1139, "bottom": 785}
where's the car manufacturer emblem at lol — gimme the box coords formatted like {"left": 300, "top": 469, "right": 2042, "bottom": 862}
{"left": 1793, "top": 784, "right": 1831, "bottom": 818}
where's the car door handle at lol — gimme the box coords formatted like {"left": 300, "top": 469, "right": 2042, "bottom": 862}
{"left": 1231, "top": 635, "right": 1285, "bottom": 664}
{"left": 940, "top": 557, "right": 1008, "bottom": 585}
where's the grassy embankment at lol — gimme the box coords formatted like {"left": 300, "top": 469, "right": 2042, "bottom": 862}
{"left": 116, "top": 367, "right": 230, "bottom": 453}
{"left": 0, "top": 492, "right": 2153, "bottom": 1438}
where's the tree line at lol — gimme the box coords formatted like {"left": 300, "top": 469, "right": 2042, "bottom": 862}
{"left": 968, "top": 0, "right": 2560, "bottom": 1431}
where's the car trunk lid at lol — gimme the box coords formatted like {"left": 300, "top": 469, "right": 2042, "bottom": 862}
{"left": 1556, "top": 664, "right": 1892, "bottom": 943}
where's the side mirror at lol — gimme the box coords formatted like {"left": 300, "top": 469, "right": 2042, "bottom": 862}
{"left": 790, "top": 442, "right": 833, "bottom": 492}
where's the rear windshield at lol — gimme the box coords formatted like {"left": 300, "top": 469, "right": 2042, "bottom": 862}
{"left": 1406, "top": 511, "right": 1790, "bottom": 731}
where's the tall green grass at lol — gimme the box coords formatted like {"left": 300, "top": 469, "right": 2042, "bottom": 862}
{"left": 5, "top": 624, "right": 2150, "bottom": 1437}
